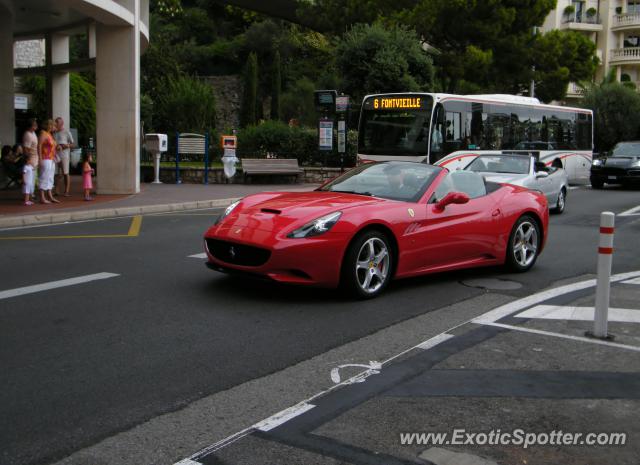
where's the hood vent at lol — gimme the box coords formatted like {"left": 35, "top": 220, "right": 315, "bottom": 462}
{"left": 261, "top": 208, "right": 282, "bottom": 215}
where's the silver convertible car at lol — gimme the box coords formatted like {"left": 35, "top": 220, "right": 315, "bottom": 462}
{"left": 464, "top": 153, "right": 568, "bottom": 214}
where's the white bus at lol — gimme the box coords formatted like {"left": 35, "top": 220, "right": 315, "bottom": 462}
{"left": 357, "top": 93, "right": 593, "bottom": 183}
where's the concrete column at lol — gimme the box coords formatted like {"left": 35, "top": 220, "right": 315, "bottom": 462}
{"left": 51, "top": 34, "right": 70, "bottom": 125}
{"left": 95, "top": 2, "right": 140, "bottom": 194}
{"left": 0, "top": 7, "right": 14, "bottom": 145}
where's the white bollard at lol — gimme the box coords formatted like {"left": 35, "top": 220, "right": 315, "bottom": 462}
{"left": 592, "top": 211, "right": 615, "bottom": 339}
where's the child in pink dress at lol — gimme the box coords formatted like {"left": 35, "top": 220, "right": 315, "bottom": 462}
{"left": 82, "top": 153, "right": 95, "bottom": 201}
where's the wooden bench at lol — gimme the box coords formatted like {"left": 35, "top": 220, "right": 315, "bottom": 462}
{"left": 241, "top": 158, "right": 303, "bottom": 183}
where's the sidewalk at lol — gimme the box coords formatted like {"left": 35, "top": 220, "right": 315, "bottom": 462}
{"left": 0, "top": 175, "right": 318, "bottom": 228}
{"left": 195, "top": 272, "right": 640, "bottom": 465}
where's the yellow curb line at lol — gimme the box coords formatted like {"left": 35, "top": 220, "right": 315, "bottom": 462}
{"left": 0, "top": 216, "right": 143, "bottom": 241}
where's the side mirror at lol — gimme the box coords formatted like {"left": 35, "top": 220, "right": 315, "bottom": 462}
{"left": 435, "top": 191, "right": 470, "bottom": 211}
{"left": 536, "top": 171, "right": 549, "bottom": 179}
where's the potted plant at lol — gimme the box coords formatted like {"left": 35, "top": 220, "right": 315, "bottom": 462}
{"left": 616, "top": 6, "right": 623, "bottom": 14}
{"left": 564, "top": 5, "right": 576, "bottom": 15}
{"left": 587, "top": 7, "right": 597, "bottom": 17}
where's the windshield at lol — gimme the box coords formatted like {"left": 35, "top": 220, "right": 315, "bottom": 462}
{"left": 611, "top": 143, "right": 640, "bottom": 157}
{"left": 358, "top": 95, "right": 433, "bottom": 156}
{"left": 466, "top": 155, "right": 530, "bottom": 174}
{"left": 318, "top": 162, "right": 442, "bottom": 202}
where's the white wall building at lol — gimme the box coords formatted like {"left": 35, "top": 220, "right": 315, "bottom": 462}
{"left": 542, "top": 0, "right": 640, "bottom": 98}
{"left": 1, "top": 0, "right": 149, "bottom": 194}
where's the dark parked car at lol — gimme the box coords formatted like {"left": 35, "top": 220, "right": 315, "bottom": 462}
{"left": 590, "top": 142, "right": 640, "bottom": 189}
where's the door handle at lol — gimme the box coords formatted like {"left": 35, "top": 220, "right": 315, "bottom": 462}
{"left": 492, "top": 209, "right": 501, "bottom": 217}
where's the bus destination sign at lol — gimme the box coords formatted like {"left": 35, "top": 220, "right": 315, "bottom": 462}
{"left": 365, "top": 95, "right": 429, "bottom": 111}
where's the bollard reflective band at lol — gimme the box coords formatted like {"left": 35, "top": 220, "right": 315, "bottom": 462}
{"left": 600, "top": 227, "right": 615, "bottom": 234}
{"left": 598, "top": 247, "right": 614, "bottom": 254}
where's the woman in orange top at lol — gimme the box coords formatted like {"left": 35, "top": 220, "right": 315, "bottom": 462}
{"left": 38, "top": 119, "right": 60, "bottom": 204}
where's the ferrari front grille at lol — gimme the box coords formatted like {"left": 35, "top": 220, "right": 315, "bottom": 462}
{"left": 206, "top": 239, "right": 271, "bottom": 267}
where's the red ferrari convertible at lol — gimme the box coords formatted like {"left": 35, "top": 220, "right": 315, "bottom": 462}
{"left": 203, "top": 162, "right": 548, "bottom": 298}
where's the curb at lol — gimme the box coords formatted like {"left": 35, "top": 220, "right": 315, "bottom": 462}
{"left": 0, "top": 197, "right": 238, "bottom": 229}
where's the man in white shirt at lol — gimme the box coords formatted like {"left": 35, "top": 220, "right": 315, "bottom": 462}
{"left": 54, "top": 117, "right": 75, "bottom": 196}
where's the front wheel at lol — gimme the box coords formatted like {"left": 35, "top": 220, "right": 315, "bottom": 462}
{"left": 506, "top": 215, "right": 541, "bottom": 272}
{"left": 342, "top": 230, "right": 393, "bottom": 299}
{"left": 552, "top": 187, "right": 566, "bottom": 214}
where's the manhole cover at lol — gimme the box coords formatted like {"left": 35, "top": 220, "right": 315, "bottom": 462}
{"left": 461, "top": 278, "right": 523, "bottom": 290}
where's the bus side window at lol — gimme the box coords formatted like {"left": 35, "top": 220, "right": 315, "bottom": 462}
{"left": 430, "top": 105, "right": 445, "bottom": 162}
{"left": 444, "top": 112, "right": 463, "bottom": 152}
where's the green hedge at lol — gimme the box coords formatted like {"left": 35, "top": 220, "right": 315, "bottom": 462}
{"left": 236, "top": 120, "right": 357, "bottom": 167}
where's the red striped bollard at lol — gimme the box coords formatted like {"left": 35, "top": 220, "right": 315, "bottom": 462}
{"left": 592, "top": 212, "right": 615, "bottom": 339}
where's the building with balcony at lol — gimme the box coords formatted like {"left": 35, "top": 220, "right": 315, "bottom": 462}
{"left": 542, "top": 0, "right": 640, "bottom": 99}
{"left": 1, "top": 0, "right": 149, "bottom": 194}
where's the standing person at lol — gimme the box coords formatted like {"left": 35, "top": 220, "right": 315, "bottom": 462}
{"left": 22, "top": 118, "right": 38, "bottom": 167}
{"left": 22, "top": 154, "right": 36, "bottom": 206}
{"left": 38, "top": 119, "right": 59, "bottom": 204}
{"left": 81, "top": 152, "right": 94, "bottom": 201}
{"left": 54, "top": 117, "right": 74, "bottom": 196}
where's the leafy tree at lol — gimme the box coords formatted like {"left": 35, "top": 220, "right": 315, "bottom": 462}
{"left": 581, "top": 80, "right": 640, "bottom": 152}
{"left": 271, "top": 50, "right": 282, "bottom": 120}
{"left": 240, "top": 52, "right": 258, "bottom": 127}
{"left": 532, "top": 30, "right": 598, "bottom": 102}
{"left": 296, "top": 0, "right": 414, "bottom": 34}
{"left": 69, "top": 73, "right": 96, "bottom": 146}
{"left": 400, "top": 0, "right": 597, "bottom": 101}
{"left": 335, "top": 23, "right": 434, "bottom": 104}
{"left": 154, "top": 75, "right": 216, "bottom": 133}
{"left": 19, "top": 73, "right": 96, "bottom": 145}
{"left": 281, "top": 77, "right": 317, "bottom": 127}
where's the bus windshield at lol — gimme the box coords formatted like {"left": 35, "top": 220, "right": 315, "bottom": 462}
{"left": 358, "top": 95, "right": 433, "bottom": 156}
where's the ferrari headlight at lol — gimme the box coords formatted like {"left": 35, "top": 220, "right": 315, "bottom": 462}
{"left": 592, "top": 158, "right": 603, "bottom": 167}
{"left": 288, "top": 211, "right": 342, "bottom": 238}
{"left": 216, "top": 199, "right": 241, "bottom": 224}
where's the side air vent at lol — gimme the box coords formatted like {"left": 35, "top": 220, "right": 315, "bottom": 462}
{"left": 261, "top": 208, "right": 282, "bottom": 214}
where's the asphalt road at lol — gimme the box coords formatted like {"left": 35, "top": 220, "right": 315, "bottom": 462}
{"left": 1, "top": 185, "right": 639, "bottom": 465}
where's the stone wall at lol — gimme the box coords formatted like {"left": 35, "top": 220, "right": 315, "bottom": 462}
{"left": 202, "top": 75, "right": 242, "bottom": 132}
{"left": 14, "top": 40, "right": 45, "bottom": 68}
{"left": 140, "top": 166, "right": 342, "bottom": 185}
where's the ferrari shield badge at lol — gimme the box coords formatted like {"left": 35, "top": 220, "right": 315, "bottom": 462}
{"left": 407, "top": 208, "right": 415, "bottom": 218}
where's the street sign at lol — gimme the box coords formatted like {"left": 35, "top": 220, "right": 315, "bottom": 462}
{"left": 319, "top": 120, "right": 333, "bottom": 151}
{"left": 338, "top": 120, "right": 346, "bottom": 153}
{"left": 314, "top": 90, "right": 338, "bottom": 112}
{"left": 336, "top": 96, "right": 349, "bottom": 113}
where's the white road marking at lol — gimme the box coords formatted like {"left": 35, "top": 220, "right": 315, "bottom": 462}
{"left": 416, "top": 333, "right": 454, "bottom": 350}
{"left": 568, "top": 186, "right": 581, "bottom": 190}
{"left": 482, "top": 322, "right": 640, "bottom": 352}
{"left": 620, "top": 205, "right": 640, "bottom": 217}
{"left": 175, "top": 270, "right": 640, "bottom": 463}
{"left": 188, "top": 253, "right": 207, "bottom": 259}
{"left": 622, "top": 277, "right": 640, "bottom": 285}
{"left": 515, "top": 305, "right": 640, "bottom": 323}
{"left": 173, "top": 460, "right": 202, "bottom": 465}
{"left": 330, "top": 361, "right": 381, "bottom": 384}
{"left": 254, "top": 403, "right": 316, "bottom": 432}
{"left": 0, "top": 272, "right": 119, "bottom": 301}
{"left": 472, "top": 270, "right": 640, "bottom": 324}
